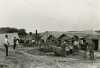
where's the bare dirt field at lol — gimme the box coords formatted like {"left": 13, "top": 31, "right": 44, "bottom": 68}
{"left": 0, "top": 48, "right": 100, "bottom": 68}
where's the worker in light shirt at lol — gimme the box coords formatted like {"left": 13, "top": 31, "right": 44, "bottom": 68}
{"left": 4, "top": 35, "right": 9, "bottom": 56}
{"left": 73, "top": 40, "right": 80, "bottom": 53}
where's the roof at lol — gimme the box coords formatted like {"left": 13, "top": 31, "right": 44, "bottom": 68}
{"left": 85, "top": 35, "right": 100, "bottom": 39}
{"left": 41, "top": 31, "right": 100, "bottom": 41}
{"left": 41, "top": 31, "right": 73, "bottom": 41}
{"left": 47, "top": 35, "right": 56, "bottom": 40}
{"left": 58, "top": 34, "right": 71, "bottom": 40}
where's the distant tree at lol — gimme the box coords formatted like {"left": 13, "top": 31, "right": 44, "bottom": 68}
{"left": 0, "top": 27, "right": 27, "bottom": 36}
{"left": 29, "top": 32, "right": 33, "bottom": 35}
{"left": 18, "top": 29, "right": 27, "bottom": 36}
{"left": 7, "top": 28, "right": 18, "bottom": 33}
{"left": 0, "top": 27, "right": 19, "bottom": 33}
{"left": 95, "top": 30, "right": 100, "bottom": 33}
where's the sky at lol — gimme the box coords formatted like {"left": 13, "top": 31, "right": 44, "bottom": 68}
{"left": 0, "top": 0, "right": 100, "bottom": 32}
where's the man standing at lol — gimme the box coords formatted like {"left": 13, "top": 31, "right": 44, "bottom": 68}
{"left": 13, "top": 37, "right": 17, "bottom": 50}
{"left": 13, "top": 37, "right": 19, "bottom": 55}
{"left": 61, "top": 41, "right": 67, "bottom": 57}
{"left": 4, "top": 35, "right": 9, "bottom": 56}
{"left": 87, "top": 39, "right": 95, "bottom": 60}
{"left": 82, "top": 39, "right": 88, "bottom": 59}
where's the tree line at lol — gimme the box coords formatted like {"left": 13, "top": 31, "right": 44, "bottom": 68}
{"left": 0, "top": 27, "right": 27, "bottom": 36}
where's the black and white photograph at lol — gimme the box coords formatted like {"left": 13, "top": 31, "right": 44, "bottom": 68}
{"left": 0, "top": 0, "right": 100, "bottom": 68}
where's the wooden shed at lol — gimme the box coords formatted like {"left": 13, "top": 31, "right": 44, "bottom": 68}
{"left": 86, "top": 34, "right": 100, "bottom": 51}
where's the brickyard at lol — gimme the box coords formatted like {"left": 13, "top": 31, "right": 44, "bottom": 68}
{"left": 0, "top": 31, "right": 100, "bottom": 68}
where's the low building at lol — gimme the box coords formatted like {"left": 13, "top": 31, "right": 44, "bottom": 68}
{"left": 79, "top": 32, "right": 100, "bottom": 51}
{"left": 85, "top": 34, "right": 100, "bottom": 51}
{"left": 41, "top": 31, "right": 73, "bottom": 46}
{"left": 41, "top": 31, "right": 100, "bottom": 51}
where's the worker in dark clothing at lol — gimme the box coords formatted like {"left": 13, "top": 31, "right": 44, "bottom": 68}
{"left": 4, "top": 35, "right": 9, "bottom": 56}
{"left": 13, "top": 37, "right": 19, "bottom": 55}
{"left": 13, "top": 37, "right": 19, "bottom": 50}
{"left": 13, "top": 37, "right": 17, "bottom": 50}
{"left": 87, "top": 40, "right": 95, "bottom": 60}
{"left": 61, "top": 41, "right": 67, "bottom": 57}
{"left": 82, "top": 39, "right": 88, "bottom": 59}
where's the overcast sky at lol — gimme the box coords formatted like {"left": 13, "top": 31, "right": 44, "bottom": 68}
{"left": 0, "top": 0, "right": 100, "bottom": 32}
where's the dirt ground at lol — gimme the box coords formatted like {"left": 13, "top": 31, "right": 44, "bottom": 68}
{"left": 0, "top": 48, "right": 100, "bottom": 68}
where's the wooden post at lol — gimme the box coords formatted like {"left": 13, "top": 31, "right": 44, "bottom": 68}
{"left": 35, "top": 29, "right": 38, "bottom": 48}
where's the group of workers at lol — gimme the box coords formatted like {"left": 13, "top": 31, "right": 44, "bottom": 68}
{"left": 4, "top": 35, "right": 19, "bottom": 56}
{"left": 61, "top": 37, "right": 95, "bottom": 60}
